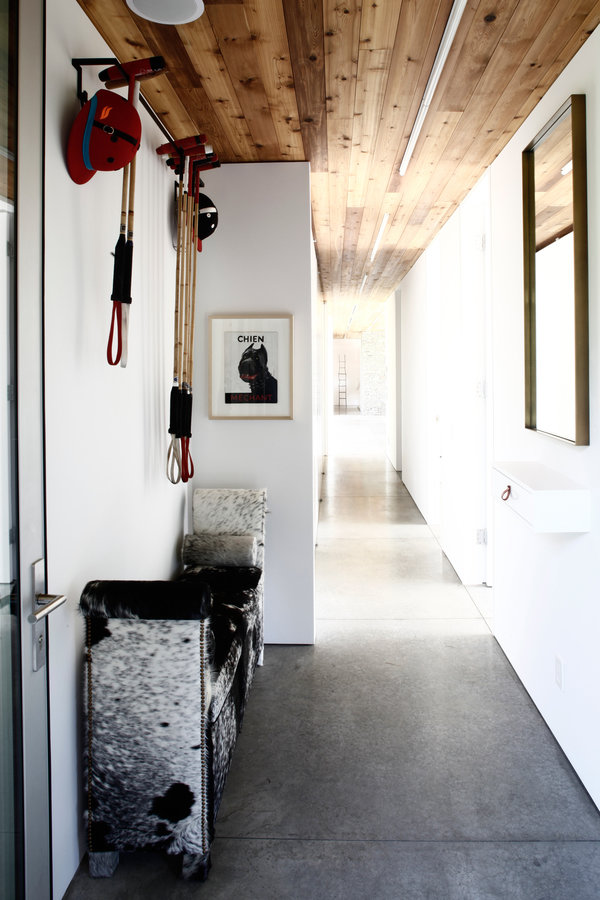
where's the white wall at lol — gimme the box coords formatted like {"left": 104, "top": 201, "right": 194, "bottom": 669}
{"left": 488, "top": 27, "right": 600, "bottom": 808}
{"left": 400, "top": 239, "right": 442, "bottom": 526}
{"left": 385, "top": 289, "right": 401, "bottom": 471}
{"left": 399, "top": 25, "right": 600, "bottom": 808}
{"left": 400, "top": 176, "right": 489, "bottom": 581}
{"left": 438, "top": 177, "right": 489, "bottom": 585}
{"left": 189, "top": 162, "right": 315, "bottom": 645}
{"left": 312, "top": 242, "right": 326, "bottom": 534}
{"left": 44, "top": 1, "right": 185, "bottom": 895}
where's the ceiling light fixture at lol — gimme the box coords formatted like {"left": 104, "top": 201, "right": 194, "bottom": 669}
{"left": 359, "top": 275, "right": 368, "bottom": 295}
{"left": 398, "top": 0, "right": 468, "bottom": 176}
{"left": 370, "top": 213, "right": 390, "bottom": 262}
{"left": 126, "top": 0, "right": 205, "bottom": 25}
{"left": 561, "top": 160, "right": 573, "bottom": 176}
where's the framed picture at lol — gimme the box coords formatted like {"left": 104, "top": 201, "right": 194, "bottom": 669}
{"left": 209, "top": 314, "right": 293, "bottom": 419}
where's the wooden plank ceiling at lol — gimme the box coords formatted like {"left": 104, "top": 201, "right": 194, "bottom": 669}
{"left": 77, "top": 0, "right": 600, "bottom": 337}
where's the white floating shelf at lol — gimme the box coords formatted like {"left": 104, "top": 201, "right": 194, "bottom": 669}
{"left": 493, "top": 461, "right": 591, "bottom": 533}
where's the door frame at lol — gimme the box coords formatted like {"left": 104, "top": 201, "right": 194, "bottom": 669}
{"left": 16, "top": 0, "right": 52, "bottom": 895}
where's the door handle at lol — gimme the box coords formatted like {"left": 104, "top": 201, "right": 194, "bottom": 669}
{"left": 29, "top": 593, "right": 67, "bottom": 623}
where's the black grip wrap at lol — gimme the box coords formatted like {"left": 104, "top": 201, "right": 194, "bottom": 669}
{"left": 168, "top": 385, "right": 182, "bottom": 437}
{"left": 181, "top": 390, "right": 193, "bottom": 439}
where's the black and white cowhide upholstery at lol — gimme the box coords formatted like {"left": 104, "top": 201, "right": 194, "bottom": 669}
{"left": 81, "top": 488, "right": 267, "bottom": 882}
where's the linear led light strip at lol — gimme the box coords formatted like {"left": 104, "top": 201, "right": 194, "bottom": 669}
{"left": 370, "top": 213, "right": 390, "bottom": 262}
{"left": 346, "top": 303, "right": 358, "bottom": 330}
{"left": 398, "top": 0, "right": 468, "bottom": 176}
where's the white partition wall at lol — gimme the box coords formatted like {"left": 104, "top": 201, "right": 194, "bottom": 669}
{"left": 398, "top": 24, "right": 600, "bottom": 810}
{"left": 189, "top": 162, "right": 316, "bottom": 646}
{"left": 488, "top": 27, "right": 600, "bottom": 810}
{"left": 44, "top": 0, "right": 187, "bottom": 895}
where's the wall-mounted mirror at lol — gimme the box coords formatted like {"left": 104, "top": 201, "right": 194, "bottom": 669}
{"left": 522, "top": 94, "right": 589, "bottom": 445}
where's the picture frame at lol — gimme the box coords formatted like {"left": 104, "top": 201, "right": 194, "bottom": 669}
{"left": 209, "top": 314, "right": 293, "bottom": 419}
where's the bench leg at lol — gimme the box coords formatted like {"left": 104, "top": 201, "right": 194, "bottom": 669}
{"left": 88, "top": 850, "right": 119, "bottom": 877}
{"left": 181, "top": 851, "right": 211, "bottom": 881}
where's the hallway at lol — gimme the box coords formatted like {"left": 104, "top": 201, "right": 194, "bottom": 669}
{"left": 65, "top": 415, "right": 600, "bottom": 899}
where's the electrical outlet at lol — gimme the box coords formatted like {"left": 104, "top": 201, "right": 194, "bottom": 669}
{"left": 555, "top": 656, "right": 564, "bottom": 690}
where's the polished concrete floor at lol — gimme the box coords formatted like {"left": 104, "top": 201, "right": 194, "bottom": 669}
{"left": 64, "top": 415, "right": 600, "bottom": 899}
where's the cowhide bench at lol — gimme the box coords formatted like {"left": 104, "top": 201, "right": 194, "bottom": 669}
{"left": 80, "top": 488, "right": 267, "bottom": 881}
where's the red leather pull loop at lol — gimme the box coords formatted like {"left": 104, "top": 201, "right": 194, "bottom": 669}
{"left": 501, "top": 485, "right": 512, "bottom": 501}
{"left": 107, "top": 301, "right": 122, "bottom": 366}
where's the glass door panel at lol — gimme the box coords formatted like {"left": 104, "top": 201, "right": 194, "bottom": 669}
{"left": 0, "top": 1, "right": 21, "bottom": 897}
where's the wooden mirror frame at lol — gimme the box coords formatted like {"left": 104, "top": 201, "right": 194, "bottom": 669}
{"left": 522, "top": 94, "right": 589, "bottom": 445}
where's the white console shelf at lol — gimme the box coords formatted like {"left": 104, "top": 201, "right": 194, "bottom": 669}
{"left": 493, "top": 461, "right": 591, "bottom": 533}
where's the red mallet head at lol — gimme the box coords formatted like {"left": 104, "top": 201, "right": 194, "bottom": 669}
{"left": 98, "top": 56, "right": 166, "bottom": 90}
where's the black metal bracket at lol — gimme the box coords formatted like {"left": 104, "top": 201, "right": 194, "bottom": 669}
{"left": 72, "top": 57, "right": 118, "bottom": 106}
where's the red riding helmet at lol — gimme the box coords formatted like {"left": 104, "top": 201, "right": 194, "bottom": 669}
{"left": 67, "top": 89, "right": 141, "bottom": 184}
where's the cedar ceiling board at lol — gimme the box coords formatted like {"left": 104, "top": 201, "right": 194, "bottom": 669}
{"left": 76, "top": 0, "right": 149, "bottom": 55}
{"left": 282, "top": 0, "right": 328, "bottom": 171}
{"left": 76, "top": 1, "right": 200, "bottom": 139}
{"left": 346, "top": 192, "right": 397, "bottom": 292}
{"left": 348, "top": 0, "right": 454, "bottom": 288}
{"left": 135, "top": 19, "right": 236, "bottom": 150}
{"left": 382, "top": 27, "right": 468, "bottom": 196}
{"left": 341, "top": 206, "right": 364, "bottom": 291}
{"left": 537, "top": 0, "right": 600, "bottom": 88}
{"left": 385, "top": 0, "right": 462, "bottom": 162}
{"left": 419, "top": 2, "right": 599, "bottom": 238}
{"left": 206, "top": 3, "right": 281, "bottom": 159}
{"left": 486, "top": 2, "right": 600, "bottom": 161}
{"left": 347, "top": 48, "right": 393, "bottom": 209}
{"left": 177, "top": 20, "right": 259, "bottom": 160}
{"left": 384, "top": 110, "right": 462, "bottom": 247}
{"left": 346, "top": 0, "right": 402, "bottom": 216}
{"left": 396, "top": 0, "right": 518, "bottom": 174}
{"left": 323, "top": 0, "right": 360, "bottom": 289}
{"left": 343, "top": 49, "right": 392, "bottom": 290}
{"left": 358, "top": 0, "right": 403, "bottom": 50}
{"left": 244, "top": 1, "right": 305, "bottom": 160}
{"left": 436, "top": 0, "right": 522, "bottom": 113}
{"left": 461, "top": 0, "right": 595, "bottom": 168}
{"left": 385, "top": 5, "right": 565, "bottom": 265}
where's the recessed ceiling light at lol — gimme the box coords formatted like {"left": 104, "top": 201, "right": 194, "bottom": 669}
{"left": 126, "top": 0, "right": 205, "bottom": 25}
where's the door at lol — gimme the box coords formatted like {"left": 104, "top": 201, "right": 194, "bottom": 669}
{"left": 2, "top": 0, "right": 54, "bottom": 896}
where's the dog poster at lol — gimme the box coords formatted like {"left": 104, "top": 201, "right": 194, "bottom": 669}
{"left": 223, "top": 331, "right": 279, "bottom": 404}
{"left": 209, "top": 315, "right": 293, "bottom": 419}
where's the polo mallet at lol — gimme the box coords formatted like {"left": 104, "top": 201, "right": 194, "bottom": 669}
{"left": 156, "top": 134, "right": 208, "bottom": 157}
{"left": 181, "top": 160, "right": 219, "bottom": 481}
{"left": 160, "top": 139, "right": 219, "bottom": 483}
{"left": 166, "top": 148, "right": 187, "bottom": 484}
{"left": 180, "top": 158, "right": 200, "bottom": 483}
{"left": 102, "top": 57, "right": 166, "bottom": 366}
